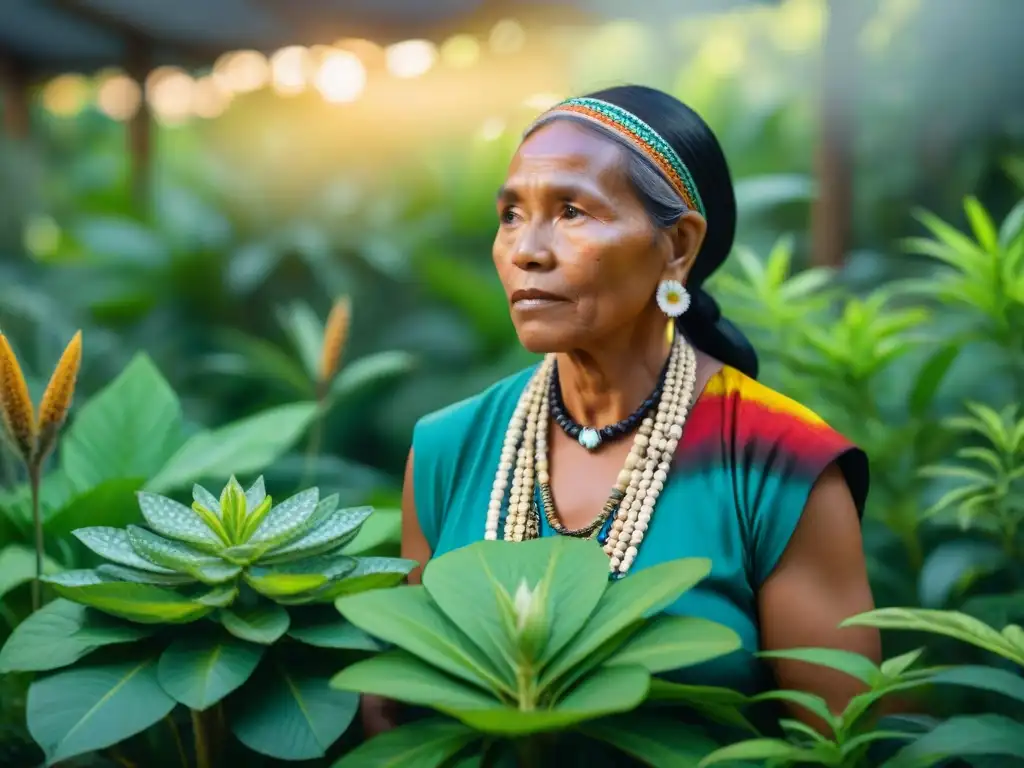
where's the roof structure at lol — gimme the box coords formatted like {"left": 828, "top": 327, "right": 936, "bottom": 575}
{"left": 0, "top": 0, "right": 761, "bottom": 76}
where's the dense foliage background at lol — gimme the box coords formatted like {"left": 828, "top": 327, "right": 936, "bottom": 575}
{"left": 1, "top": 0, "right": 1022, "bottom": 764}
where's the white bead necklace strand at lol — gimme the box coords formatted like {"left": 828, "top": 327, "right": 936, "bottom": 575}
{"left": 484, "top": 334, "right": 699, "bottom": 576}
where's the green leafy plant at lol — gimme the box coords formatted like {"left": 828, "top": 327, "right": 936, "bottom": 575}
{"left": 331, "top": 536, "right": 743, "bottom": 767}
{"left": 697, "top": 646, "right": 938, "bottom": 767}
{"left": 0, "top": 476, "right": 415, "bottom": 765}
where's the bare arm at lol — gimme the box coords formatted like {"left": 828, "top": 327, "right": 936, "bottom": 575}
{"left": 757, "top": 462, "right": 881, "bottom": 733}
{"left": 359, "top": 448, "right": 434, "bottom": 737}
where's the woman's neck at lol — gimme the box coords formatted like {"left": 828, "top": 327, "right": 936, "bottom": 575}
{"left": 556, "top": 316, "right": 672, "bottom": 428}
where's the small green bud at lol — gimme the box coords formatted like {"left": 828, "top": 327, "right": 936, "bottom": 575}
{"left": 512, "top": 578, "right": 548, "bottom": 663}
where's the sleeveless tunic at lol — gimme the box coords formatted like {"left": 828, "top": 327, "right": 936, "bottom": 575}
{"left": 411, "top": 363, "right": 869, "bottom": 697}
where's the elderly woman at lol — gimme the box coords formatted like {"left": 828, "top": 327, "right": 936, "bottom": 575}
{"left": 389, "top": 85, "right": 878, "bottom": 739}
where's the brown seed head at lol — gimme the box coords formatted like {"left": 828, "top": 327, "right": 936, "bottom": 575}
{"left": 0, "top": 333, "right": 37, "bottom": 464}
{"left": 36, "top": 330, "right": 83, "bottom": 463}
{"left": 319, "top": 296, "right": 351, "bottom": 385}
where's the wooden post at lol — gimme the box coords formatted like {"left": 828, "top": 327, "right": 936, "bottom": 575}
{"left": 809, "top": 0, "right": 867, "bottom": 268}
{"left": 0, "top": 58, "right": 30, "bottom": 141}
{"left": 125, "top": 37, "right": 151, "bottom": 213}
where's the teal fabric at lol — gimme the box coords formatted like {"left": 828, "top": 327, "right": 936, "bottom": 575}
{"left": 411, "top": 363, "right": 868, "bottom": 697}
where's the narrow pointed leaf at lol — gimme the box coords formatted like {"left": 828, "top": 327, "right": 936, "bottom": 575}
{"left": 43, "top": 579, "right": 216, "bottom": 624}
{"left": 699, "top": 739, "right": 837, "bottom": 767}
{"left": 331, "top": 719, "right": 478, "bottom": 768}
{"left": 884, "top": 714, "right": 1024, "bottom": 767}
{"left": 757, "top": 647, "right": 880, "bottom": 685}
{"left": 245, "top": 476, "right": 267, "bottom": 511}
{"left": 244, "top": 570, "right": 327, "bottom": 599}
{"left": 157, "top": 629, "right": 264, "bottom": 710}
{"left": 0, "top": 599, "right": 153, "bottom": 673}
{"left": 229, "top": 661, "right": 359, "bottom": 760}
{"left": 262, "top": 505, "right": 373, "bottom": 563}
{"left": 126, "top": 525, "right": 240, "bottom": 584}
{"left": 312, "top": 556, "right": 414, "bottom": 601}
{"left": 96, "top": 563, "right": 197, "bottom": 586}
{"left": 220, "top": 602, "right": 291, "bottom": 644}
{"left": 248, "top": 487, "right": 320, "bottom": 546}
{"left": 193, "top": 484, "right": 221, "bottom": 515}
{"left": 26, "top": 652, "right": 175, "bottom": 764}
{"left": 73, "top": 527, "right": 176, "bottom": 573}
{"left": 136, "top": 491, "right": 224, "bottom": 551}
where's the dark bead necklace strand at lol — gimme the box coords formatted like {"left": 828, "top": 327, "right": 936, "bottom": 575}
{"left": 549, "top": 356, "right": 669, "bottom": 451}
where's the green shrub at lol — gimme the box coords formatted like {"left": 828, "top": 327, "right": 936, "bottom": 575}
{"left": 0, "top": 476, "right": 414, "bottom": 764}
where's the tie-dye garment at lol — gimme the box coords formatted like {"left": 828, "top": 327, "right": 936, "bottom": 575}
{"left": 412, "top": 363, "right": 869, "bottom": 696}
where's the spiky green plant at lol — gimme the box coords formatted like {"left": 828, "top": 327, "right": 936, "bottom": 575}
{"left": 0, "top": 476, "right": 414, "bottom": 765}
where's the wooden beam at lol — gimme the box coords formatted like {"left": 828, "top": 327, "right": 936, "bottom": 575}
{"left": 0, "top": 57, "right": 30, "bottom": 140}
{"left": 125, "top": 37, "right": 151, "bottom": 213}
{"left": 809, "top": 0, "right": 868, "bottom": 268}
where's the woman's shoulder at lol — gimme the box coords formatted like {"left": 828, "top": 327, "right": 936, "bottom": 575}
{"left": 693, "top": 365, "right": 869, "bottom": 515}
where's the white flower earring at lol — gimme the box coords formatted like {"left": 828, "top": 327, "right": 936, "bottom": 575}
{"left": 656, "top": 279, "right": 690, "bottom": 318}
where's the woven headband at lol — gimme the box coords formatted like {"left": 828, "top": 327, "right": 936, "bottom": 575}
{"left": 536, "top": 96, "right": 706, "bottom": 217}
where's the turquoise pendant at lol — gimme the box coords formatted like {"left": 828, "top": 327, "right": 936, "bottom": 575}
{"left": 578, "top": 428, "right": 601, "bottom": 451}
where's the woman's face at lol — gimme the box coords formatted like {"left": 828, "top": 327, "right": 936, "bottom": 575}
{"left": 493, "top": 119, "right": 678, "bottom": 354}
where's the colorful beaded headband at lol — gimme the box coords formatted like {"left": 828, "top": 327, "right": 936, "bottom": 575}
{"left": 536, "top": 96, "right": 705, "bottom": 217}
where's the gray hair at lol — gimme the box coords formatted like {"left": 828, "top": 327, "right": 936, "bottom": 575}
{"left": 523, "top": 113, "right": 689, "bottom": 229}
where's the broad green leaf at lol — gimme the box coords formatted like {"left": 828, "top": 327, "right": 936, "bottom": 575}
{"left": 26, "top": 652, "right": 176, "bottom": 764}
{"left": 43, "top": 578, "right": 216, "bottom": 624}
{"left": 843, "top": 608, "right": 1024, "bottom": 666}
{"left": 330, "top": 649, "right": 498, "bottom": 711}
{"left": 277, "top": 300, "right": 324, "bottom": 380}
{"left": 883, "top": 714, "right": 1024, "bottom": 767}
{"left": 60, "top": 353, "right": 184, "bottom": 490}
{"left": 580, "top": 713, "right": 722, "bottom": 768}
{"left": 126, "top": 525, "right": 240, "bottom": 584}
{"left": 699, "top": 738, "right": 834, "bottom": 767}
{"left": 229, "top": 660, "right": 359, "bottom": 760}
{"left": 449, "top": 665, "right": 650, "bottom": 735}
{"left": 757, "top": 647, "right": 880, "bottom": 685}
{"left": 331, "top": 719, "right": 478, "bottom": 768}
{"left": 422, "top": 537, "right": 609, "bottom": 679}
{"left": 157, "top": 628, "right": 264, "bottom": 710}
{"left": 219, "top": 602, "right": 291, "bottom": 644}
{"left": 0, "top": 599, "right": 153, "bottom": 673}
{"left": 926, "top": 665, "right": 1024, "bottom": 705}
{"left": 0, "top": 543, "right": 62, "bottom": 599}
{"left": 74, "top": 526, "right": 177, "bottom": 573}
{"left": 136, "top": 491, "right": 225, "bottom": 550}
{"left": 606, "top": 615, "right": 741, "bottom": 674}
{"left": 329, "top": 350, "right": 417, "bottom": 402}
{"left": 146, "top": 402, "right": 319, "bottom": 493}
{"left": 247, "top": 487, "right": 320, "bottom": 546}
{"left": 288, "top": 614, "right": 385, "bottom": 651}
{"left": 917, "top": 540, "right": 1006, "bottom": 608}
{"left": 44, "top": 477, "right": 145, "bottom": 538}
{"left": 336, "top": 585, "right": 510, "bottom": 695}
{"left": 263, "top": 505, "right": 372, "bottom": 563}
{"left": 540, "top": 557, "right": 711, "bottom": 689}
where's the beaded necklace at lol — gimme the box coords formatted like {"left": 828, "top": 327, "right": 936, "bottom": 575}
{"left": 484, "top": 334, "right": 698, "bottom": 576}
{"left": 548, "top": 355, "right": 668, "bottom": 451}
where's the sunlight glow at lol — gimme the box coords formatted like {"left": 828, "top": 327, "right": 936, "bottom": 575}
{"left": 96, "top": 73, "right": 141, "bottom": 121}
{"left": 385, "top": 40, "right": 438, "bottom": 78}
{"left": 441, "top": 34, "right": 481, "bottom": 68}
{"left": 489, "top": 19, "right": 526, "bottom": 54}
{"left": 270, "top": 46, "right": 311, "bottom": 96}
{"left": 213, "top": 50, "right": 270, "bottom": 93}
{"left": 314, "top": 50, "right": 367, "bottom": 103}
{"left": 41, "top": 74, "right": 90, "bottom": 117}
